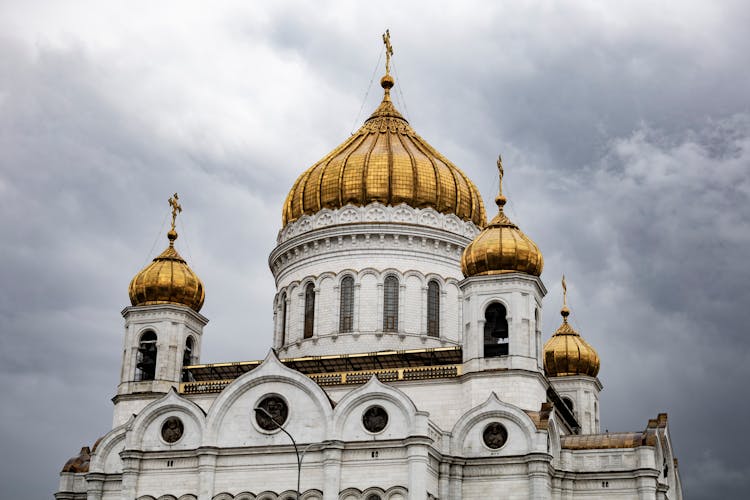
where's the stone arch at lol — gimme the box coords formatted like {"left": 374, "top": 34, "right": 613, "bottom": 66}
{"left": 212, "top": 493, "right": 234, "bottom": 500}
{"left": 332, "top": 375, "right": 426, "bottom": 440}
{"left": 137, "top": 497, "right": 157, "bottom": 500}
{"left": 126, "top": 388, "right": 206, "bottom": 451}
{"left": 338, "top": 488, "right": 362, "bottom": 500}
{"left": 255, "top": 491, "right": 277, "bottom": 500}
{"left": 361, "top": 487, "right": 386, "bottom": 499}
{"left": 300, "top": 490, "right": 323, "bottom": 500}
{"left": 157, "top": 496, "right": 178, "bottom": 500}
{"left": 547, "top": 415, "right": 562, "bottom": 463}
{"left": 204, "top": 350, "right": 333, "bottom": 446}
{"left": 450, "top": 392, "right": 539, "bottom": 457}
{"left": 234, "top": 493, "right": 256, "bottom": 500}
{"left": 178, "top": 496, "right": 198, "bottom": 500}
{"left": 357, "top": 267, "right": 380, "bottom": 280}
{"left": 384, "top": 486, "right": 408, "bottom": 499}
{"left": 88, "top": 416, "right": 131, "bottom": 474}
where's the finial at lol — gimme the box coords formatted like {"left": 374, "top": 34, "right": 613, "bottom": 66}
{"left": 495, "top": 154, "right": 507, "bottom": 208}
{"left": 380, "top": 29, "right": 395, "bottom": 94}
{"left": 561, "top": 274, "right": 570, "bottom": 321}
{"left": 382, "top": 29, "right": 393, "bottom": 76}
{"left": 168, "top": 193, "right": 182, "bottom": 245}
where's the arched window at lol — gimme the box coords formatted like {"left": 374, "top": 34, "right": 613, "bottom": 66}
{"left": 136, "top": 331, "right": 157, "bottom": 381}
{"left": 427, "top": 280, "right": 440, "bottom": 337}
{"left": 562, "top": 396, "right": 574, "bottom": 412}
{"left": 280, "top": 292, "right": 287, "bottom": 345}
{"left": 181, "top": 337, "right": 194, "bottom": 382}
{"left": 303, "top": 283, "right": 315, "bottom": 339}
{"left": 483, "top": 303, "right": 508, "bottom": 357}
{"left": 383, "top": 275, "right": 399, "bottom": 332}
{"left": 339, "top": 276, "right": 354, "bottom": 333}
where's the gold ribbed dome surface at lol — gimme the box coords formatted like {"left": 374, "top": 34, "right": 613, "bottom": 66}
{"left": 543, "top": 280, "right": 600, "bottom": 377}
{"left": 282, "top": 75, "right": 486, "bottom": 228}
{"left": 128, "top": 195, "right": 205, "bottom": 312}
{"left": 461, "top": 156, "right": 543, "bottom": 277}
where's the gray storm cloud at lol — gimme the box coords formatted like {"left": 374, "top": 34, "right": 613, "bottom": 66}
{"left": 1, "top": 1, "right": 748, "bottom": 498}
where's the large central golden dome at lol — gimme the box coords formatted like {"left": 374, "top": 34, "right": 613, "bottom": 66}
{"left": 282, "top": 75, "right": 486, "bottom": 227}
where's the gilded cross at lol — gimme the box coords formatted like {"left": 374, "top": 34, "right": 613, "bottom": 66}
{"left": 382, "top": 29, "right": 394, "bottom": 75}
{"left": 496, "top": 154, "right": 504, "bottom": 196}
{"left": 168, "top": 193, "right": 182, "bottom": 231}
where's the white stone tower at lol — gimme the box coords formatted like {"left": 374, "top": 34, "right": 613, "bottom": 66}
{"left": 113, "top": 194, "right": 208, "bottom": 426}
{"left": 543, "top": 276, "right": 602, "bottom": 433}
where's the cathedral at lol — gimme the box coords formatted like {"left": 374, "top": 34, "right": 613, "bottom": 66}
{"left": 56, "top": 35, "right": 683, "bottom": 500}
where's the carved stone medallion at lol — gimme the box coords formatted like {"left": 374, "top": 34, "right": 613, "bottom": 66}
{"left": 161, "top": 417, "right": 184, "bottom": 444}
{"left": 255, "top": 395, "right": 289, "bottom": 431}
{"left": 362, "top": 406, "right": 389, "bottom": 433}
{"left": 482, "top": 422, "right": 508, "bottom": 449}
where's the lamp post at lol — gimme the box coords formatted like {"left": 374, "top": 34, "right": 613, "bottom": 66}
{"left": 254, "top": 407, "right": 312, "bottom": 500}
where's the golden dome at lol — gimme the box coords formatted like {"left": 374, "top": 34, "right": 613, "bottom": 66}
{"left": 461, "top": 156, "right": 543, "bottom": 277}
{"left": 281, "top": 74, "right": 486, "bottom": 228}
{"left": 128, "top": 195, "right": 205, "bottom": 312}
{"left": 543, "top": 278, "right": 600, "bottom": 377}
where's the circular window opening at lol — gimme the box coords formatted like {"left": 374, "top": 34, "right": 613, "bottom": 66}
{"left": 482, "top": 422, "right": 508, "bottom": 449}
{"left": 255, "top": 395, "right": 289, "bottom": 431}
{"left": 161, "top": 417, "right": 184, "bottom": 444}
{"left": 362, "top": 406, "right": 389, "bottom": 433}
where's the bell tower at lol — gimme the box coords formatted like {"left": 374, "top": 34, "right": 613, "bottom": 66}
{"left": 460, "top": 156, "right": 546, "bottom": 375}
{"left": 113, "top": 194, "right": 208, "bottom": 426}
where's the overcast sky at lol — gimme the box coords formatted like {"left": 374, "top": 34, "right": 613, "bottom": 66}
{"left": 1, "top": 1, "right": 748, "bottom": 498}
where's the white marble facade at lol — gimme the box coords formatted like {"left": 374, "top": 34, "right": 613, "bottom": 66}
{"left": 57, "top": 198, "right": 683, "bottom": 500}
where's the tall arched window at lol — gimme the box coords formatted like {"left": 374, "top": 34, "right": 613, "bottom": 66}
{"left": 339, "top": 276, "right": 354, "bottom": 333}
{"left": 383, "top": 275, "right": 399, "bottom": 332}
{"left": 427, "top": 280, "right": 440, "bottom": 337}
{"left": 181, "top": 337, "right": 194, "bottom": 382}
{"left": 136, "top": 331, "right": 157, "bottom": 381}
{"left": 483, "top": 303, "right": 508, "bottom": 357}
{"left": 280, "top": 292, "right": 287, "bottom": 346}
{"left": 303, "top": 283, "right": 315, "bottom": 339}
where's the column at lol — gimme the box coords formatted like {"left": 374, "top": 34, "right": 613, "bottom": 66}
{"left": 85, "top": 473, "right": 104, "bottom": 500}
{"left": 120, "top": 450, "right": 142, "bottom": 500}
{"left": 407, "top": 441, "right": 429, "bottom": 500}
{"left": 197, "top": 447, "right": 218, "bottom": 500}
{"left": 448, "top": 462, "right": 463, "bottom": 500}
{"left": 527, "top": 455, "right": 551, "bottom": 500}
{"left": 322, "top": 441, "right": 344, "bottom": 500}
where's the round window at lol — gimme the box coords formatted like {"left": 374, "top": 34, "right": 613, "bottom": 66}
{"left": 482, "top": 422, "right": 508, "bottom": 449}
{"left": 161, "top": 417, "right": 184, "bottom": 444}
{"left": 362, "top": 406, "right": 389, "bottom": 433}
{"left": 255, "top": 395, "right": 289, "bottom": 431}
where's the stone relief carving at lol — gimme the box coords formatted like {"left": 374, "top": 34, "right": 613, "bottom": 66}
{"left": 255, "top": 395, "right": 289, "bottom": 431}
{"left": 278, "top": 203, "right": 480, "bottom": 243}
{"left": 362, "top": 406, "right": 389, "bottom": 433}
{"left": 161, "top": 417, "right": 184, "bottom": 444}
{"left": 482, "top": 422, "right": 508, "bottom": 449}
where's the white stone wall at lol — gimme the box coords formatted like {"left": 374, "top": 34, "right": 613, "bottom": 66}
{"left": 460, "top": 273, "right": 546, "bottom": 376}
{"left": 548, "top": 376, "right": 602, "bottom": 434}
{"left": 270, "top": 204, "right": 477, "bottom": 358}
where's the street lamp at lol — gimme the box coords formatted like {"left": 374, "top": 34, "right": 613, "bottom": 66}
{"left": 254, "top": 407, "right": 313, "bottom": 500}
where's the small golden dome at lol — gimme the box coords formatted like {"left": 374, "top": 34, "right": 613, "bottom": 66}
{"left": 543, "top": 278, "right": 600, "bottom": 377}
{"left": 461, "top": 156, "right": 543, "bottom": 277}
{"left": 282, "top": 73, "right": 487, "bottom": 228}
{"left": 128, "top": 195, "right": 205, "bottom": 312}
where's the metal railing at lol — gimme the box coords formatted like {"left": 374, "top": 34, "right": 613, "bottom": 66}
{"left": 179, "top": 363, "right": 462, "bottom": 395}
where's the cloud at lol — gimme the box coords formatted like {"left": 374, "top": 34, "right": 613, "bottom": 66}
{"left": 0, "top": 1, "right": 748, "bottom": 498}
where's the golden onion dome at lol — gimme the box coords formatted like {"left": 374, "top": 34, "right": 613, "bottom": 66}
{"left": 461, "top": 156, "right": 543, "bottom": 277}
{"left": 543, "top": 277, "right": 600, "bottom": 377}
{"left": 128, "top": 194, "right": 205, "bottom": 312}
{"left": 281, "top": 72, "right": 486, "bottom": 228}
